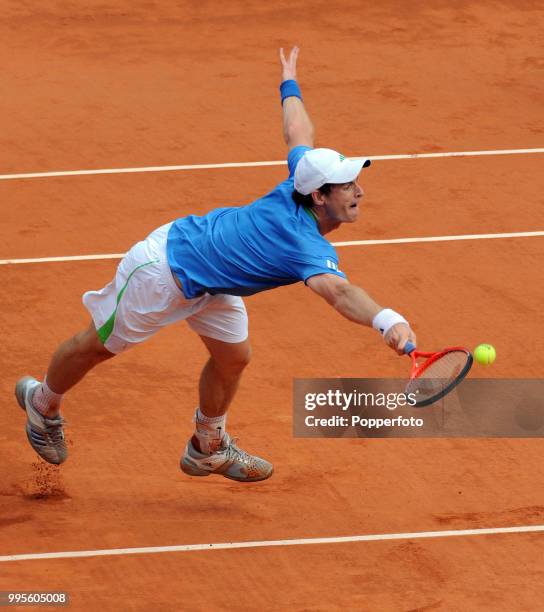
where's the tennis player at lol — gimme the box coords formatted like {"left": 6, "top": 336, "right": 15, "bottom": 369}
{"left": 15, "top": 47, "right": 416, "bottom": 482}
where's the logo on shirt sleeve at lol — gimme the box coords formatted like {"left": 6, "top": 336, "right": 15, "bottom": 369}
{"left": 326, "top": 259, "right": 339, "bottom": 271}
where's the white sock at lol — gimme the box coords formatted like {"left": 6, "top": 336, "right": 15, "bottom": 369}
{"left": 33, "top": 378, "right": 63, "bottom": 415}
{"left": 194, "top": 408, "right": 226, "bottom": 455}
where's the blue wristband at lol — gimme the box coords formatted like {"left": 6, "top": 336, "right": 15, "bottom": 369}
{"left": 280, "top": 79, "right": 302, "bottom": 104}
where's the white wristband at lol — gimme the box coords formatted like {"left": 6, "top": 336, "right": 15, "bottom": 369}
{"left": 372, "top": 308, "right": 408, "bottom": 337}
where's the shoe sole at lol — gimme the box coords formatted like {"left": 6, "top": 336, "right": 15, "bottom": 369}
{"left": 222, "top": 467, "right": 273, "bottom": 483}
{"left": 15, "top": 376, "right": 66, "bottom": 465}
{"left": 180, "top": 457, "right": 273, "bottom": 482}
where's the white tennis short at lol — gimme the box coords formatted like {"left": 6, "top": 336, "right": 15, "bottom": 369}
{"left": 82, "top": 223, "right": 248, "bottom": 354}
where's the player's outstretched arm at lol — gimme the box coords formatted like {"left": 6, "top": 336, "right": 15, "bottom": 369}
{"left": 279, "top": 46, "right": 314, "bottom": 150}
{"left": 306, "top": 273, "right": 416, "bottom": 355}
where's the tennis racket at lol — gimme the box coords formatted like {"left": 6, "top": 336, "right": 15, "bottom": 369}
{"left": 403, "top": 342, "right": 473, "bottom": 407}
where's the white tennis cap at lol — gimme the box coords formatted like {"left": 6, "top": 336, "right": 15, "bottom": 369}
{"left": 294, "top": 148, "right": 371, "bottom": 195}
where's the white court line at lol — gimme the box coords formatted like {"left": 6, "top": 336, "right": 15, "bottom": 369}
{"left": 333, "top": 230, "right": 544, "bottom": 247}
{"left": 1, "top": 524, "right": 543, "bottom": 563}
{"left": 0, "top": 147, "right": 543, "bottom": 181}
{"left": 0, "top": 253, "right": 127, "bottom": 265}
{"left": 0, "top": 231, "right": 543, "bottom": 266}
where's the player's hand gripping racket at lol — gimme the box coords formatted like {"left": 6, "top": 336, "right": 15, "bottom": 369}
{"left": 403, "top": 342, "right": 473, "bottom": 407}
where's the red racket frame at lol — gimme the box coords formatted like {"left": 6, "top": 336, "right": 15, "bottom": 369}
{"left": 404, "top": 344, "right": 473, "bottom": 407}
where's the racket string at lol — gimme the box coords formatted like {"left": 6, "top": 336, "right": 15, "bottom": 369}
{"left": 406, "top": 351, "right": 470, "bottom": 401}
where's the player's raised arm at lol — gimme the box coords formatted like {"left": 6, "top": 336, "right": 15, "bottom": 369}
{"left": 306, "top": 273, "right": 416, "bottom": 355}
{"left": 279, "top": 46, "right": 314, "bottom": 150}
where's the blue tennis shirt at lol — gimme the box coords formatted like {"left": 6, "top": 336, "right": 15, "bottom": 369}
{"left": 166, "top": 145, "right": 347, "bottom": 299}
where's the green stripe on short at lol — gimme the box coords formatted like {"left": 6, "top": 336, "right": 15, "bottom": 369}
{"left": 97, "top": 259, "right": 160, "bottom": 344}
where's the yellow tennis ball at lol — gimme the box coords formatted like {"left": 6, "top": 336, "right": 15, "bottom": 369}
{"left": 474, "top": 344, "right": 496, "bottom": 365}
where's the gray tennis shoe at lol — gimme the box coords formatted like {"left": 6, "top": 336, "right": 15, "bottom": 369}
{"left": 181, "top": 433, "right": 273, "bottom": 482}
{"left": 15, "top": 376, "right": 67, "bottom": 465}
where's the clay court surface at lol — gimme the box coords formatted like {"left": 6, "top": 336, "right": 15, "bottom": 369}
{"left": 1, "top": 1, "right": 544, "bottom": 610}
